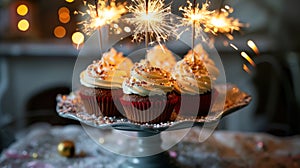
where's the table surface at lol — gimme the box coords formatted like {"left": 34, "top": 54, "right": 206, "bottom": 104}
{"left": 1, "top": 123, "right": 300, "bottom": 168}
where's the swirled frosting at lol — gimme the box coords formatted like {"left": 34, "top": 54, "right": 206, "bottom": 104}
{"left": 185, "top": 44, "right": 219, "bottom": 80}
{"left": 102, "top": 48, "right": 133, "bottom": 75}
{"left": 142, "top": 45, "right": 176, "bottom": 72}
{"left": 123, "top": 61, "right": 175, "bottom": 96}
{"left": 173, "top": 57, "right": 212, "bottom": 95}
{"left": 80, "top": 48, "right": 133, "bottom": 89}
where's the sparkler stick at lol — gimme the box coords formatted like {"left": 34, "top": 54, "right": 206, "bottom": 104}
{"left": 145, "top": 0, "right": 149, "bottom": 49}
{"left": 179, "top": 0, "right": 213, "bottom": 60}
{"left": 191, "top": 0, "right": 196, "bottom": 62}
{"left": 218, "top": 0, "right": 225, "bottom": 14}
{"left": 95, "top": 0, "right": 104, "bottom": 55}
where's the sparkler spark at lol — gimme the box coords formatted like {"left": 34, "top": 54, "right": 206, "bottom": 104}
{"left": 179, "top": 1, "right": 214, "bottom": 40}
{"left": 230, "top": 41, "right": 259, "bottom": 74}
{"left": 241, "top": 51, "right": 255, "bottom": 74}
{"left": 204, "top": 5, "right": 244, "bottom": 40}
{"left": 76, "top": 0, "right": 127, "bottom": 36}
{"left": 243, "top": 64, "right": 251, "bottom": 74}
{"left": 241, "top": 51, "right": 255, "bottom": 67}
{"left": 230, "top": 43, "right": 238, "bottom": 50}
{"left": 247, "top": 40, "right": 259, "bottom": 55}
{"left": 125, "top": 0, "right": 176, "bottom": 46}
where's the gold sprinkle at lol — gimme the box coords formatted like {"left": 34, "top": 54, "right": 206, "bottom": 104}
{"left": 32, "top": 153, "right": 38, "bottom": 159}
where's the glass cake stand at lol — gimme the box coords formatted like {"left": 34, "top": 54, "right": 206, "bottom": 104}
{"left": 56, "top": 84, "right": 251, "bottom": 168}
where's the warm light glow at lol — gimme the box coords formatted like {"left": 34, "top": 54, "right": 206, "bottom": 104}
{"left": 203, "top": 5, "right": 244, "bottom": 40}
{"left": 179, "top": 1, "right": 213, "bottom": 39}
{"left": 59, "top": 12, "right": 70, "bottom": 23}
{"left": 17, "top": 4, "right": 28, "bottom": 16}
{"left": 210, "top": 17, "right": 227, "bottom": 28}
{"left": 65, "top": 0, "right": 74, "bottom": 3}
{"left": 247, "top": 40, "right": 259, "bottom": 55}
{"left": 124, "top": 26, "right": 131, "bottom": 33}
{"left": 58, "top": 7, "right": 70, "bottom": 15}
{"left": 77, "top": 0, "right": 127, "bottom": 36}
{"left": 126, "top": 0, "right": 176, "bottom": 45}
{"left": 243, "top": 64, "right": 251, "bottom": 74}
{"left": 230, "top": 43, "right": 238, "bottom": 50}
{"left": 54, "top": 26, "right": 66, "bottom": 38}
{"left": 95, "top": 17, "right": 105, "bottom": 27}
{"left": 17, "top": 19, "right": 29, "bottom": 31}
{"left": 72, "top": 32, "right": 84, "bottom": 45}
{"left": 241, "top": 51, "right": 255, "bottom": 67}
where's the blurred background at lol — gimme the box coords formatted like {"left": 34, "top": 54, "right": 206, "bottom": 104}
{"left": 1, "top": 0, "right": 300, "bottom": 150}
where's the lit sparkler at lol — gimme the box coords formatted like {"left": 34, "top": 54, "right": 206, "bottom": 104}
{"left": 204, "top": 4, "right": 244, "bottom": 40}
{"left": 125, "top": 0, "right": 176, "bottom": 48}
{"left": 76, "top": 0, "right": 127, "bottom": 36}
{"left": 179, "top": 0, "right": 214, "bottom": 62}
{"left": 179, "top": 0, "right": 214, "bottom": 40}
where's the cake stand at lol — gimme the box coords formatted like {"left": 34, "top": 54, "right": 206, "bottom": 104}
{"left": 56, "top": 85, "right": 252, "bottom": 168}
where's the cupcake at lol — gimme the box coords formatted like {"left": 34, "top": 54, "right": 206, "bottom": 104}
{"left": 173, "top": 55, "right": 215, "bottom": 118}
{"left": 79, "top": 48, "right": 133, "bottom": 117}
{"left": 120, "top": 61, "right": 179, "bottom": 124}
{"left": 140, "top": 45, "right": 176, "bottom": 73}
{"left": 185, "top": 44, "right": 220, "bottom": 79}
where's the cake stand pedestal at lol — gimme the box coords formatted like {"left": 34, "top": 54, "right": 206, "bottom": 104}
{"left": 56, "top": 85, "right": 251, "bottom": 168}
{"left": 119, "top": 132, "right": 178, "bottom": 168}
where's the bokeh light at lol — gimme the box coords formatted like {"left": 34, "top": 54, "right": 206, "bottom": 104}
{"left": 54, "top": 26, "right": 66, "bottom": 38}
{"left": 124, "top": 26, "right": 131, "bottom": 33}
{"left": 17, "top": 4, "right": 28, "bottom": 16}
{"left": 72, "top": 32, "right": 84, "bottom": 45}
{"left": 59, "top": 12, "right": 70, "bottom": 23}
{"left": 58, "top": 7, "right": 69, "bottom": 15}
{"left": 65, "top": 0, "right": 74, "bottom": 3}
{"left": 17, "top": 19, "right": 30, "bottom": 31}
{"left": 58, "top": 7, "right": 70, "bottom": 24}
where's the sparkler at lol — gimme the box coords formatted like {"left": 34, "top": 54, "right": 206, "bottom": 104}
{"left": 179, "top": 0, "right": 214, "bottom": 61}
{"left": 76, "top": 0, "right": 127, "bottom": 36}
{"left": 95, "top": 0, "right": 104, "bottom": 54}
{"left": 203, "top": 3, "right": 244, "bottom": 40}
{"left": 126, "top": 0, "right": 176, "bottom": 49}
{"left": 179, "top": 0, "right": 213, "bottom": 40}
{"left": 76, "top": 0, "right": 127, "bottom": 53}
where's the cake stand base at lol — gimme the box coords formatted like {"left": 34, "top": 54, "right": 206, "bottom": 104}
{"left": 119, "top": 132, "right": 181, "bottom": 168}
{"left": 120, "top": 152, "right": 180, "bottom": 168}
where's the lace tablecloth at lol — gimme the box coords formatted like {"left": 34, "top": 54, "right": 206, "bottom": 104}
{"left": 1, "top": 123, "right": 300, "bottom": 168}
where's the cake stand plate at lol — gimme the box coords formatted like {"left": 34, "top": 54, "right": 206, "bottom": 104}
{"left": 56, "top": 84, "right": 252, "bottom": 168}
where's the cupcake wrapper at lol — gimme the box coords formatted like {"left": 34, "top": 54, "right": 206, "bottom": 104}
{"left": 120, "top": 97, "right": 178, "bottom": 124}
{"left": 175, "top": 92, "right": 213, "bottom": 118}
{"left": 79, "top": 92, "right": 124, "bottom": 118}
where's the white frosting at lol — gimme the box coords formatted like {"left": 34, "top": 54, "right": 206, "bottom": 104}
{"left": 123, "top": 61, "right": 175, "bottom": 96}
{"left": 144, "top": 45, "right": 176, "bottom": 72}
{"left": 173, "top": 57, "right": 212, "bottom": 95}
{"left": 80, "top": 48, "right": 133, "bottom": 89}
{"left": 102, "top": 48, "right": 133, "bottom": 75}
{"left": 185, "top": 44, "right": 220, "bottom": 80}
